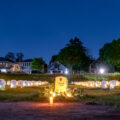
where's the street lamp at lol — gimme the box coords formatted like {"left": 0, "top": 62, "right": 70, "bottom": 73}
{"left": 64, "top": 69, "right": 69, "bottom": 75}
{"left": 99, "top": 68, "right": 105, "bottom": 74}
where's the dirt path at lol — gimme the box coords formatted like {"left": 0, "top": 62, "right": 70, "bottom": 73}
{"left": 0, "top": 102, "right": 120, "bottom": 120}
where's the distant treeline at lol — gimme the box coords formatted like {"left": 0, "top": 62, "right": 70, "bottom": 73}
{"left": 3, "top": 37, "right": 120, "bottom": 72}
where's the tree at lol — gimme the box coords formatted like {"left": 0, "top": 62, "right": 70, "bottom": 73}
{"left": 49, "top": 55, "right": 61, "bottom": 71}
{"left": 16, "top": 53, "right": 24, "bottom": 62}
{"left": 99, "top": 38, "right": 120, "bottom": 71}
{"left": 72, "top": 55, "right": 92, "bottom": 72}
{"left": 30, "top": 58, "right": 46, "bottom": 73}
{"left": 57, "top": 37, "right": 92, "bottom": 72}
{"left": 5, "top": 52, "right": 15, "bottom": 61}
{"left": 49, "top": 55, "right": 58, "bottom": 65}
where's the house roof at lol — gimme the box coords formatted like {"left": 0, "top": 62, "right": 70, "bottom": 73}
{"left": 23, "top": 59, "right": 33, "bottom": 62}
{"left": 48, "top": 62, "right": 67, "bottom": 71}
{"left": 0, "top": 57, "right": 14, "bottom": 62}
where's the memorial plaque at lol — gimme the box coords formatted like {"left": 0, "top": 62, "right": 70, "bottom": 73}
{"left": 55, "top": 76, "right": 68, "bottom": 93}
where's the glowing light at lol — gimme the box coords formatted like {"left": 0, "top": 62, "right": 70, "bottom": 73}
{"left": 99, "top": 68, "right": 105, "bottom": 74}
{"left": 53, "top": 93, "right": 56, "bottom": 97}
{"left": 1, "top": 69, "right": 7, "bottom": 73}
{"left": 65, "top": 69, "right": 69, "bottom": 75}
{"left": 67, "top": 93, "right": 71, "bottom": 97}
{"left": 50, "top": 97, "right": 53, "bottom": 104}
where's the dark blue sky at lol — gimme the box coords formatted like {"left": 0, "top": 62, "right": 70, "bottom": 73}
{"left": 0, "top": 0, "right": 120, "bottom": 63}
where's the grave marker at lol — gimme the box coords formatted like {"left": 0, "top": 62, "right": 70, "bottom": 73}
{"left": 101, "top": 81, "right": 108, "bottom": 89}
{"left": 0, "top": 79, "right": 6, "bottom": 90}
{"left": 11, "top": 80, "right": 17, "bottom": 88}
{"left": 55, "top": 76, "right": 68, "bottom": 93}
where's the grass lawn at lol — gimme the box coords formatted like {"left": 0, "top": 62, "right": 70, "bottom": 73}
{"left": 0, "top": 73, "right": 120, "bottom": 107}
{"left": 0, "top": 85, "right": 50, "bottom": 101}
{"left": 0, "top": 84, "right": 120, "bottom": 107}
{"left": 70, "top": 85, "right": 120, "bottom": 107}
{"left": 1, "top": 73, "right": 120, "bottom": 82}
{"left": 0, "top": 73, "right": 56, "bottom": 83}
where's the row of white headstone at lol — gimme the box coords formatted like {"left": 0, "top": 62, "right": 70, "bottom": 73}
{"left": 72, "top": 80, "right": 120, "bottom": 89}
{"left": 0, "top": 79, "right": 49, "bottom": 89}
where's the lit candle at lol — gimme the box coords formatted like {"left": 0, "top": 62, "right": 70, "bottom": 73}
{"left": 50, "top": 97, "right": 53, "bottom": 104}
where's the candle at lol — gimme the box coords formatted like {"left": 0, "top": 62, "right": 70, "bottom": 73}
{"left": 50, "top": 97, "right": 53, "bottom": 104}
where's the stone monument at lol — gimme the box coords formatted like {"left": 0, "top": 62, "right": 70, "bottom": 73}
{"left": 55, "top": 76, "right": 68, "bottom": 93}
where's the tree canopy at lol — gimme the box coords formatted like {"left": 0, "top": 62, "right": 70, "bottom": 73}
{"left": 5, "top": 52, "right": 15, "bottom": 61}
{"left": 57, "top": 37, "right": 92, "bottom": 72}
{"left": 5, "top": 52, "right": 24, "bottom": 62}
{"left": 30, "top": 58, "right": 47, "bottom": 73}
{"left": 16, "top": 53, "right": 24, "bottom": 62}
{"left": 49, "top": 55, "right": 58, "bottom": 65}
{"left": 99, "top": 38, "right": 120, "bottom": 71}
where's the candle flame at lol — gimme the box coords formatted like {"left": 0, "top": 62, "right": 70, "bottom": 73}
{"left": 50, "top": 97, "right": 53, "bottom": 104}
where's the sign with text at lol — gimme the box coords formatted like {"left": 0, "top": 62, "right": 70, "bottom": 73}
{"left": 55, "top": 76, "right": 68, "bottom": 93}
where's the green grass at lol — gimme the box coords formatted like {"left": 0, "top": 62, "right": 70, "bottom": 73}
{"left": 0, "top": 73, "right": 120, "bottom": 106}
{"left": 84, "top": 88, "right": 120, "bottom": 106}
{"left": 69, "top": 84, "right": 120, "bottom": 106}
{"left": 0, "top": 73, "right": 56, "bottom": 83}
{"left": 1, "top": 73, "right": 120, "bottom": 83}
{"left": 1, "top": 84, "right": 120, "bottom": 107}
{"left": 0, "top": 85, "right": 51, "bottom": 101}
{"left": 69, "top": 73, "right": 120, "bottom": 82}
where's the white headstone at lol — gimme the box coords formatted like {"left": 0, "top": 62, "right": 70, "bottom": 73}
{"left": 89, "top": 82, "right": 94, "bottom": 87}
{"left": 7, "top": 81, "right": 11, "bottom": 86}
{"left": 23, "top": 80, "right": 28, "bottom": 87}
{"left": 38, "top": 81, "right": 42, "bottom": 85}
{"left": 95, "top": 81, "right": 101, "bottom": 88}
{"left": 109, "top": 80, "right": 116, "bottom": 89}
{"left": 101, "top": 81, "right": 108, "bottom": 89}
{"left": 35, "top": 81, "right": 39, "bottom": 86}
{"left": 31, "top": 81, "right": 36, "bottom": 86}
{"left": 0, "top": 79, "right": 6, "bottom": 89}
{"left": 11, "top": 80, "right": 17, "bottom": 88}
{"left": 18, "top": 80, "right": 23, "bottom": 87}
{"left": 27, "top": 81, "right": 31, "bottom": 86}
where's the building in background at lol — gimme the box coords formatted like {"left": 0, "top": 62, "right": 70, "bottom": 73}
{"left": 0, "top": 57, "right": 20, "bottom": 73}
{"left": 48, "top": 62, "right": 68, "bottom": 74}
{"left": 19, "top": 59, "right": 33, "bottom": 74}
{"left": 10, "top": 63, "right": 20, "bottom": 72}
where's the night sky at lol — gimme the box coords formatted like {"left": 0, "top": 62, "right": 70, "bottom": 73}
{"left": 0, "top": 0, "right": 120, "bottom": 63}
